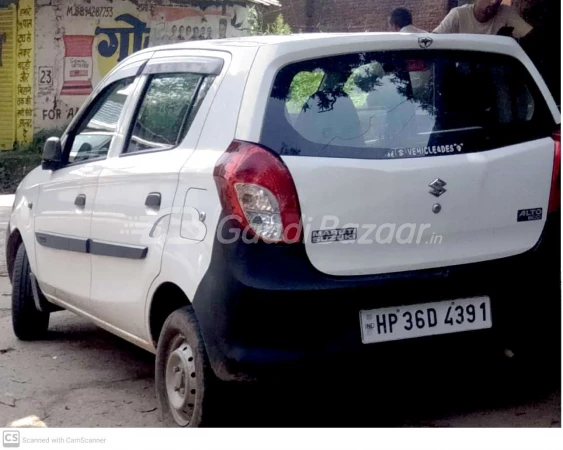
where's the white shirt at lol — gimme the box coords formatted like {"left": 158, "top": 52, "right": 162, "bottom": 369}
{"left": 400, "top": 24, "right": 427, "bottom": 33}
{"left": 433, "top": 4, "right": 532, "bottom": 38}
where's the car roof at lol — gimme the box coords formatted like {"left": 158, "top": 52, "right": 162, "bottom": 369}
{"left": 139, "top": 32, "right": 522, "bottom": 55}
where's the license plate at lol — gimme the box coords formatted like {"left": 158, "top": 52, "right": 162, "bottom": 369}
{"left": 360, "top": 296, "right": 492, "bottom": 344}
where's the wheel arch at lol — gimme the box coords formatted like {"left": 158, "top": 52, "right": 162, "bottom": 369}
{"left": 148, "top": 282, "right": 192, "bottom": 346}
{"left": 6, "top": 227, "right": 23, "bottom": 283}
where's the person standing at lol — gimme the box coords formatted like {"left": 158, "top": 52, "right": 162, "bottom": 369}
{"left": 388, "top": 7, "right": 426, "bottom": 33}
{"left": 191, "top": 27, "right": 200, "bottom": 41}
{"left": 170, "top": 25, "right": 178, "bottom": 44}
{"left": 433, "top": 0, "right": 533, "bottom": 38}
{"left": 177, "top": 26, "right": 186, "bottom": 42}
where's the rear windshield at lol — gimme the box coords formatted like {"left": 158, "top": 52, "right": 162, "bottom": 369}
{"left": 261, "top": 50, "right": 554, "bottom": 159}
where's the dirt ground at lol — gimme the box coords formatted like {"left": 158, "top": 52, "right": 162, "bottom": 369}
{"left": 0, "top": 198, "right": 560, "bottom": 428}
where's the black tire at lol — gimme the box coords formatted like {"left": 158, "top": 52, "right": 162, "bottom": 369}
{"left": 12, "top": 244, "right": 50, "bottom": 340}
{"left": 155, "top": 306, "right": 217, "bottom": 427}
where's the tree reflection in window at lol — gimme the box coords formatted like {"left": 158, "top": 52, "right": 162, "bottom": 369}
{"left": 126, "top": 73, "right": 207, "bottom": 154}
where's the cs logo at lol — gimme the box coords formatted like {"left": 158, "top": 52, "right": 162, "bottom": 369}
{"left": 2, "top": 430, "right": 20, "bottom": 448}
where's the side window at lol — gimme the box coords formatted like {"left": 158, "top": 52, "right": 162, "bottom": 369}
{"left": 124, "top": 73, "right": 209, "bottom": 154}
{"left": 67, "top": 78, "right": 135, "bottom": 164}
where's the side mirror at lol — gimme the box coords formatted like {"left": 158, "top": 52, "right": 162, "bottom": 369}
{"left": 41, "top": 137, "right": 63, "bottom": 170}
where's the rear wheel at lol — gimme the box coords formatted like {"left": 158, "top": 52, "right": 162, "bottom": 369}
{"left": 12, "top": 245, "right": 50, "bottom": 340}
{"left": 155, "top": 306, "right": 217, "bottom": 427}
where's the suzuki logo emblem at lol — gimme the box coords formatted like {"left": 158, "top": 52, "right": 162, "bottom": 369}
{"left": 418, "top": 37, "right": 433, "bottom": 49}
{"left": 429, "top": 178, "right": 447, "bottom": 197}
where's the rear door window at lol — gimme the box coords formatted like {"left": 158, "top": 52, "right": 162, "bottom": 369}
{"left": 261, "top": 51, "right": 554, "bottom": 159}
{"left": 123, "top": 73, "right": 213, "bottom": 154}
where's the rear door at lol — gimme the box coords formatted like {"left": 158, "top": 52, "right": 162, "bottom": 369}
{"left": 260, "top": 49, "right": 558, "bottom": 276}
{"left": 89, "top": 53, "right": 223, "bottom": 338}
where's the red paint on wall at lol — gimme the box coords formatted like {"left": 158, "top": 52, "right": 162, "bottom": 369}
{"left": 60, "top": 35, "right": 94, "bottom": 96}
{"left": 62, "top": 35, "right": 95, "bottom": 57}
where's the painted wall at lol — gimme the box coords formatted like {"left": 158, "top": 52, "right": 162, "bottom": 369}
{"left": 0, "top": 0, "right": 34, "bottom": 148}
{"left": 35, "top": 0, "right": 249, "bottom": 131}
{"left": 0, "top": 4, "right": 16, "bottom": 150}
{"left": 16, "top": 0, "right": 34, "bottom": 142}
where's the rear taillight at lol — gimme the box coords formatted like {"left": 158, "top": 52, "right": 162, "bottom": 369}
{"left": 548, "top": 129, "right": 561, "bottom": 214}
{"left": 213, "top": 141, "right": 302, "bottom": 243}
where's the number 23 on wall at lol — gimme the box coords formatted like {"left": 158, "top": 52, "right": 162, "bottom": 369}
{"left": 39, "top": 66, "right": 53, "bottom": 86}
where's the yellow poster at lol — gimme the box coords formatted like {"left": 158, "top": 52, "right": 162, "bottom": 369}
{"left": 15, "top": 0, "right": 34, "bottom": 144}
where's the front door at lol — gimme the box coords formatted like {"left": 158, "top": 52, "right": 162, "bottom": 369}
{"left": 34, "top": 76, "right": 137, "bottom": 311}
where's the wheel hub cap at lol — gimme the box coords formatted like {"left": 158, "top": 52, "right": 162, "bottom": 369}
{"left": 165, "top": 339, "right": 196, "bottom": 425}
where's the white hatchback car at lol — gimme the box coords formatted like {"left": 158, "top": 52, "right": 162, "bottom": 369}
{"left": 6, "top": 33, "right": 561, "bottom": 426}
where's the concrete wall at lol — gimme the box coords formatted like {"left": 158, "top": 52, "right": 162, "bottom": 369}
{"left": 34, "top": 0, "right": 250, "bottom": 132}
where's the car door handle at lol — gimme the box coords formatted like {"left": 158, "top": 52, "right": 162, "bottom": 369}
{"left": 74, "top": 194, "right": 86, "bottom": 208}
{"left": 145, "top": 192, "right": 161, "bottom": 210}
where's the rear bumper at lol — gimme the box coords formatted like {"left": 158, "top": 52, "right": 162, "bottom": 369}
{"left": 193, "top": 215, "right": 561, "bottom": 381}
